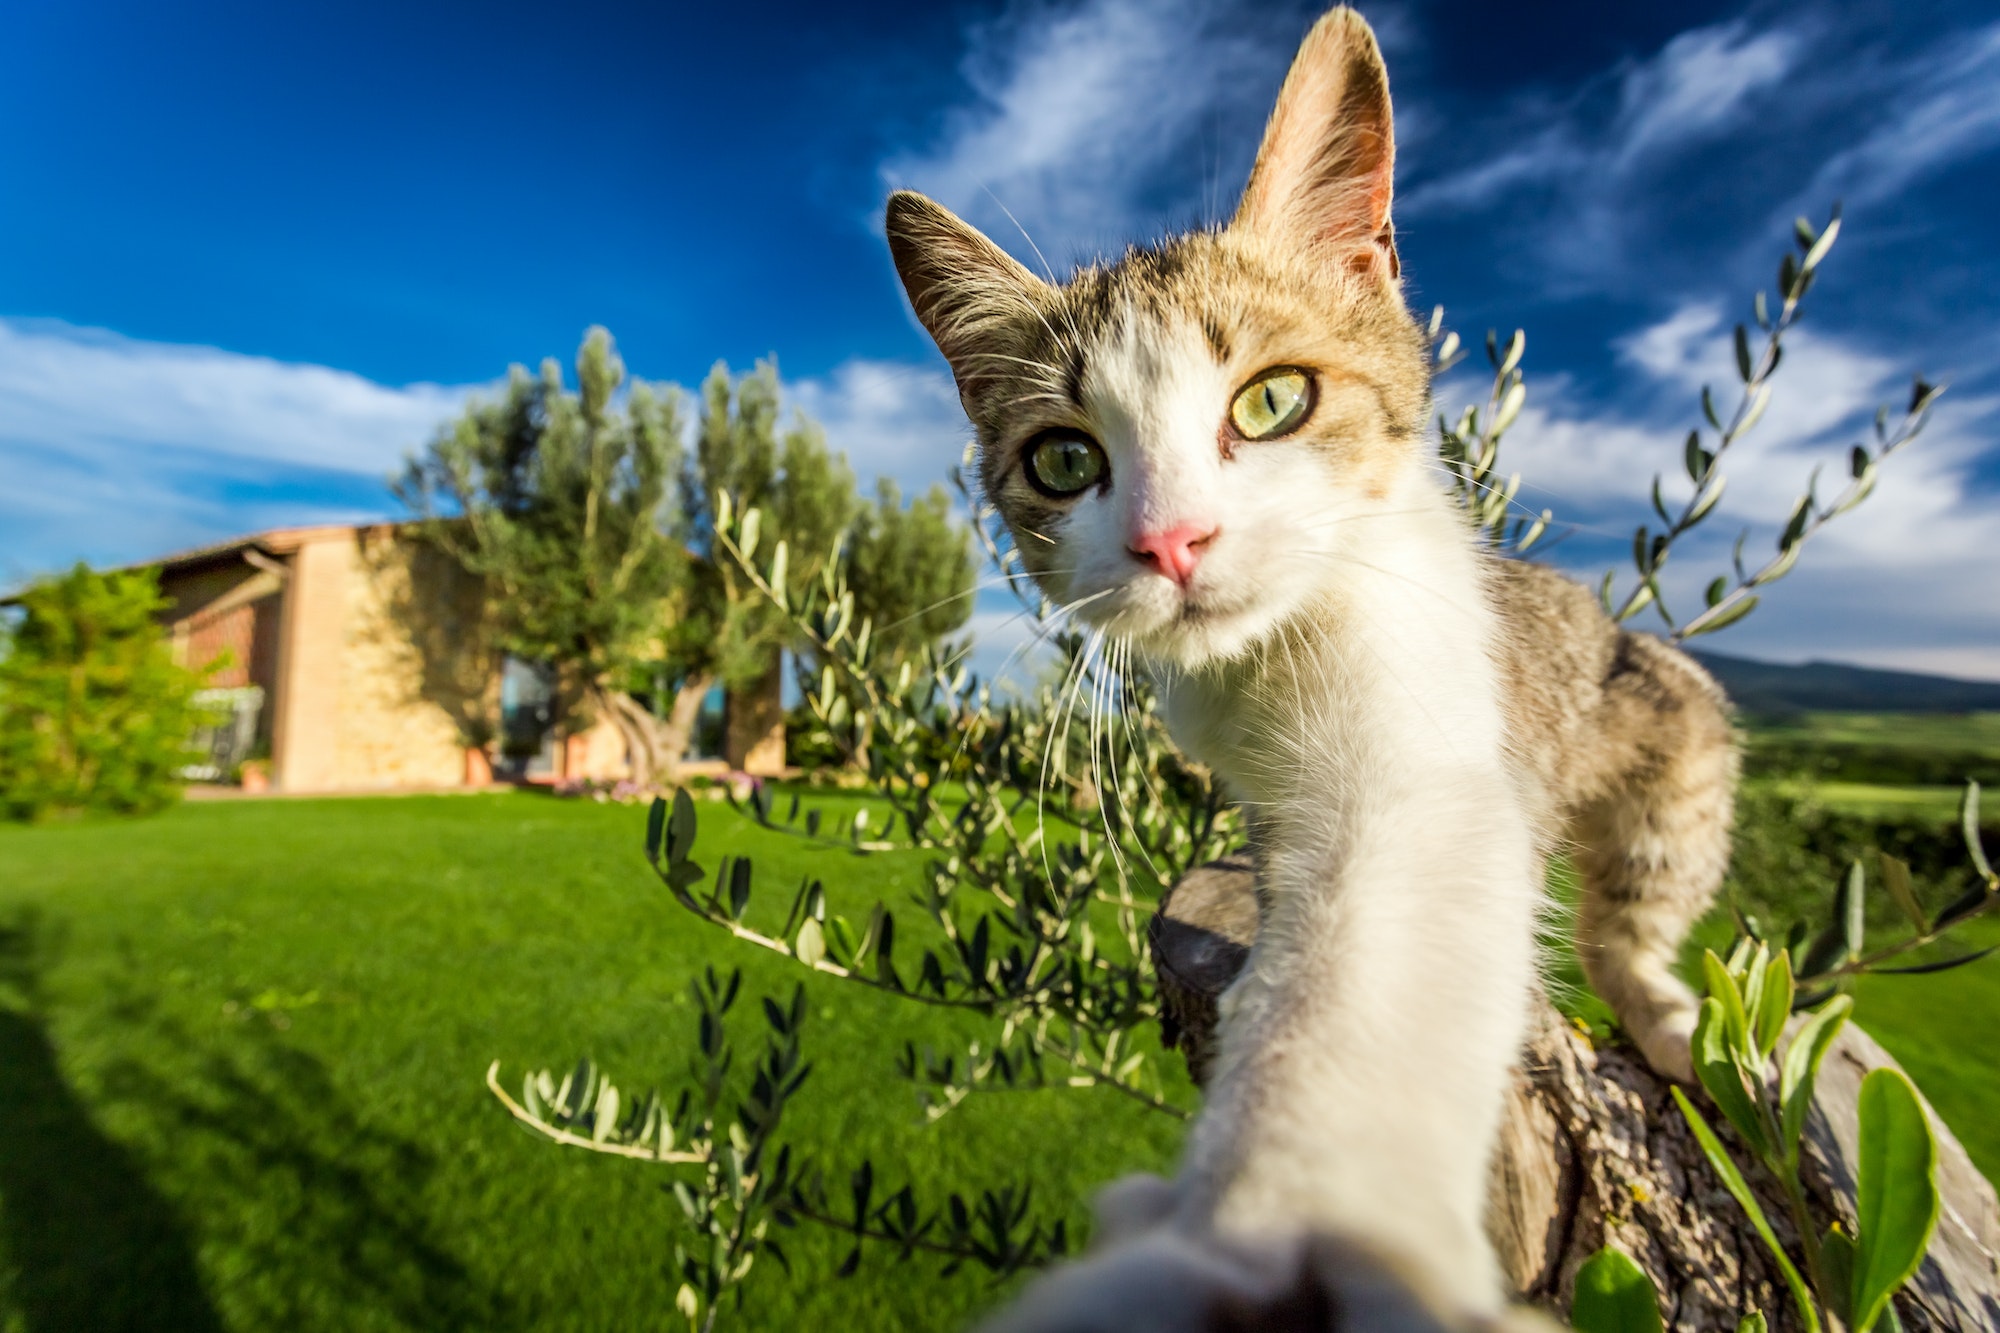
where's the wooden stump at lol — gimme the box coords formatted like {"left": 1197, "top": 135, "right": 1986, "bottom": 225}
{"left": 1149, "top": 859, "right": 2000, "bottom": 1331}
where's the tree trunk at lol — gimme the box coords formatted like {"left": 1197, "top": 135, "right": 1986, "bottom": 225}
{"left": 1151, "top": 858, "right": 2000, "bottom": 1332}
{"left": 597, "top": 676, "right": 712, "bottom": 789}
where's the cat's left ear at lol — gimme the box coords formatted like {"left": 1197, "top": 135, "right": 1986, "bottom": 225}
{"left": 1232, "top": 7, "right": 1399, "bottom": 282}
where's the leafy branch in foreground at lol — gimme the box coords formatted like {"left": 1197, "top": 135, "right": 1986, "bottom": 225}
{"left": 1608, "top": 209, "right": 1941, "bottom": 641}
{"left": 489, "top": 966, "right": 1067, "bottom": 1331}
{"left": 1431, "top": 208, "right": 1942, "bottom": 644}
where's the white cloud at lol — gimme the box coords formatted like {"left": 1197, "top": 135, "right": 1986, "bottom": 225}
{"left": 0, "top": 317, "right": 483, "bottom": 580}
{"left": 0, "top": 318, "right": 477, "bottom": 475}
{"left": 880, "top": 0, "right": 1315, "bottom": 261}
{"left": 1611, "top": 24, "right": 1801, "bottom": 166}
{"left": 787, "top": 358, "right": 970, "bottom": 498}
{"left": 1472, "top": 303, "right": 2000, "bottom": 676}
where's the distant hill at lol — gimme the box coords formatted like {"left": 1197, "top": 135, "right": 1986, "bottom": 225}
{"left": 1689, "top": 650, "right": 2000, "bottom": 715}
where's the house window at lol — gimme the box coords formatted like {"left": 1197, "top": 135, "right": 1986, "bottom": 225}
{"left": 497, "top": 656, "right": 559, "bottom": 779}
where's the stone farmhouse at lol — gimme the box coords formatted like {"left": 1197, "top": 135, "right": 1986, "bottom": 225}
{"left": 150, "top": 522, "right": 783, "bottom": 793}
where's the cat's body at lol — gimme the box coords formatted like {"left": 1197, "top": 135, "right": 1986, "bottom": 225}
{"left": 886, "top": 7, "right": 1734, "bottom": 1325}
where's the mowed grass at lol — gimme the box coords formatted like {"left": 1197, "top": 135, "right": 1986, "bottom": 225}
{"left": 0, "top": 791, "right": 1188, "bottom": 1332}
{"left": 0, "top": 790, "right": 1993, "bottom": 1332}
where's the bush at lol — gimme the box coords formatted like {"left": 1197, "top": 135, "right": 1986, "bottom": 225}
{"left": 1728, "top": 784, "right": 1997, "bottom": 937}
{"left": 0, "top": 564, "right": 209, "bottom": 821}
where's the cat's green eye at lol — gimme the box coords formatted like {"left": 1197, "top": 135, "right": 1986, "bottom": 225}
{"left": 1023, "top": 432, "right": 1107, "bottom": 497}
{"left": 1228, "top": 367, "right": 1314, "bottom": 440}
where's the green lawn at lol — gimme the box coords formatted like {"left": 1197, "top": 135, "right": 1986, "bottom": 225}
{"left": 0, "top": 791, "right": 1187, "bottom": 1332}
{"left": 0, "top": 790, "right": 1992, "bottom": 1332}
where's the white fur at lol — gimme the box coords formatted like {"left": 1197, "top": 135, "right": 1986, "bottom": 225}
{"left": 1036, "top": 309, "right": 1544, "bottom": 1312}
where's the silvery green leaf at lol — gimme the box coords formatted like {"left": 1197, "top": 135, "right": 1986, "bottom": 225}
{"left": 1736, "top": 383, "right": 1773, "bottom": 438}
{"left": 768, "top": 540, "right": 789, "bottom": 609}
{"left": 1688, "top": 474, "right": 1727, "bottom": 525}
{"left": 1842, "top": 860, "right": 1867, "bottom": 961}
{"left": 738, "top": 507, "right": 762, "bottom": 560}
{"left": 1499, "top": 329, "right": 1525, "bottom": 378}
{"left": 1801, "top": 216, "right": 1840, "bottom": 272}
{"left": 1962, "top": 782, "right": 1993, "bottom": 882}
{"left": 1494, "top": 380, "right": 1526, "bottom": 434}
{"left": 1680, "top": 593, "right": 1759, "bottom": 639}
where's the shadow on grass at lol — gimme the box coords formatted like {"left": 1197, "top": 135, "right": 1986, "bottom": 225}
{"left": 0, "top": 913, "right": 224, "bottom": 1331}
{"left": 0, "top": 914, "right": 512, "bottom": 1330}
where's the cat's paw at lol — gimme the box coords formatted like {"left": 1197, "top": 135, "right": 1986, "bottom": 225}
{"left": 1091, "top": 1172, "right": 1181, "bottom": 1246}
{"left": 978, "top": 1229, "right": 1547, "bottom": 1333}
{"left": 1628, "top": 1007, "right": 1698, "bottom": 1084}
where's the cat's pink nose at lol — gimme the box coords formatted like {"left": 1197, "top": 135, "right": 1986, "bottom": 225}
{"left": 1127, "top": 522, "right": 1217, "bottom": 587}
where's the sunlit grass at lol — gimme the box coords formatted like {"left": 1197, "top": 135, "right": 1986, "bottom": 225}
{"left": 0, "top": 786, "right": 1989, "bottom": 1332}
{"left": 0, "top": 791, "right": 1185, "bottom": 1332}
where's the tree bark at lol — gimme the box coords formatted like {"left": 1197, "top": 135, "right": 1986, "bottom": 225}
{"left": 1150, "top": 858, "right": 2000, "bottom": 1332}
{"left": 596, "top": 676, "right": 711, "bottom": 789}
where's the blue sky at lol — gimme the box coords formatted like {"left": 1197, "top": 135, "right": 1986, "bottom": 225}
{"left": 3, "top": 0, "right": 1996, "bottom": 676}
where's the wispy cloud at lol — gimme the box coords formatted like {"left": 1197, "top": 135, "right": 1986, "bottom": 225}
{"left": 1793, "top": 21, "right": 2000, "bottom": 213}
{"left": 880, "top": 0, "right": 1325, "bottom": 262}
{"left": 0, "top": 318, "right": 480, "bottom": 580}
{"left": 1399, "top": 18, "right": 1804, "bottom": 269}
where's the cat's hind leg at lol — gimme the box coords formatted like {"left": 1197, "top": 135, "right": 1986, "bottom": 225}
{"left": 1571, "top": 641, "right": 1738, "bottom": 1083}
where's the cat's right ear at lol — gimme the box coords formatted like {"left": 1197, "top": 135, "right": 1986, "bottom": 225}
{"left": 885, "top": 191, "right": 1049, "bottom": 402}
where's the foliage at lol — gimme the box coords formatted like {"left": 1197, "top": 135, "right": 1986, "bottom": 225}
{"left": 1672, "top": 941, "right": 1942, "bottom": 1332}
{"left": 1727, "top": 782, "right": 1996, "bottom": 945}
{"left": 399, "top": 334, "right": 976, "bottom": 784}
{"left": 0, "top": 563, "right": 209, "bottom": 821}
{"left": 1733, "top": 783, "right": 2000, "bottom": 997}
{"left": 844, "top": 478, "right": 979, "bottom": 663}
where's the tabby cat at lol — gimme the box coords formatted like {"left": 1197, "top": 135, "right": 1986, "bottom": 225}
{"left": 885, "top": 6, "right": 1735, "bottom": 1323}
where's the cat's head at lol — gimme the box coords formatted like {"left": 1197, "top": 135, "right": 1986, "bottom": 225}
{"left": 885, "top": 7, "right": 1431, "bottom": 668}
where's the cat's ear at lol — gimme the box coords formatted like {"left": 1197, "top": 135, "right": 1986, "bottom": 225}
{"left": 885, "top": 191, "right": 1050, "bottom": 400}
{"left": 1232, "top": 7, "right": 1399, "bottom": 281}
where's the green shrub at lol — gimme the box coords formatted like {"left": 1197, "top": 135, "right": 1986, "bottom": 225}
{"left": 1729, "top": 785, "right": 1996, "bottom": 936}
{"left": 0, "top": 564, "right": 209, "bottom": 821}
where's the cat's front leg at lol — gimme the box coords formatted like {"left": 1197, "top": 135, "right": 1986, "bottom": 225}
{"left": 1167, "top": 769, "right": 1545, "bottom": 1314}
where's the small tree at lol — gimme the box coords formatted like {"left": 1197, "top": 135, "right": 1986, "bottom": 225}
{"left": 0, "top": 564, "right": 209, "bottom": 821}
{"left": 402, "top": 337, "right": 977, "bottom": 786}
{"left": 398, "top": 328, "right": 693, "bottom": 784}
